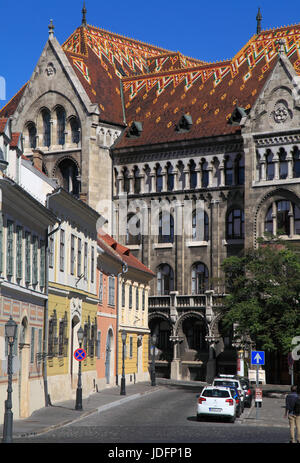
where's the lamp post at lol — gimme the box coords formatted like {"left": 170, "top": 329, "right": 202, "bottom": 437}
{"left": 2, "top": 316, "right": 17, "bottom": 443}
{"left": 120, "top": 330, "right": 127, "bottom": 395}
{"left": 151, "top": 333, "right": 157, "bottom": 387}
{"left": 75, "top": 327, "right": 84, "bottom": 410}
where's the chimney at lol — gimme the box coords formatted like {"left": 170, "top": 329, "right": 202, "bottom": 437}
{"left": 32, "top": 149, "right": 44, "bottom": 172}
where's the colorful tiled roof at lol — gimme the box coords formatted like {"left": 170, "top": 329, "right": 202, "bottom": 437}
{"left": 115, "top": 24, "right": 300, "bottom": 148}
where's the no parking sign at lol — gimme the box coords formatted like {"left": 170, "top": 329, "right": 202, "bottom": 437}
{"left": 74, "top": 348, "right": 87, "bottom": 361}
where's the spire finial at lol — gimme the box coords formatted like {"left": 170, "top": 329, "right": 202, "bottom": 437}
{"left": 256, "top": 7, "right": 262, "bottom": 35}
{"left": 82, "top": 1, "right": 87, "bottom": 27}
{"left": 48, "top": 19, "right": 55, "bottom": 38}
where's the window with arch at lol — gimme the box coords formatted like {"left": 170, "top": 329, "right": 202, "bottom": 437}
{"left": 293, "top": 147, "right": 300, "bottom": 178}
{"left": 264, "top": 200, "right": 300, "bottom": 236}
{"left": 156, "top": 165, "right": 163, "bottom": 192}
{"left": 189, "top": 160, "right": 197, "bottom": 189}
{"left": 126, "top": 213, "right": 141, "bottom": 245}
{"left": 279, "top": 149, "right": 288, "bottom": 180}
{"left": 56, "top": 106, "right": 66, "bottom": 145}
{"left": 123, "top": 167, "right": 130, "bottom": 194}
{"left": 166, "top": 163, "right": 174, "bottom": 191}
{"left": 158, "top": 211, "right": 174, "bottom": 244}
{"left": 42, "top": 108, "right": 51, "bottom": 147}
{"left": 70, "top": 117, "right": 80, "bottom": 144}
{"left": 226, "top": 209, "right": 244, "bottom": 239}
{"left": 266, "top": 151, "right": 275, "bottom": 181}
{"left": 224, "top": 157, "right": 234, "bottom": 185}
{"left": 192, "top": 209, "right": 209, "bottom": 241}
{"left": 157, "top": 264, "right": 174, "bottom": 295}
{"left": 201, "top": 160, "right": 209, "bottom": 188}
{"left": 133, "top": 166, "right": 141, "bottom": 194}
{"left": 57, "top": 158, "right": 80, "bottom": 196}
{"left": 235, "top": 155, "right": 245, "bottom": 185}
{"left": 191, "top": 262, "right": 209, "bottom": 294}
{"left": 27, "top": 122, "right": 37, "bottom": 149}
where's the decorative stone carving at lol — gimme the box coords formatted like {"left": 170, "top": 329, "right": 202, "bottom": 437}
{"left": 45, "top": 62, "right": 56, "bottom": 77}
{"left": 271, "top": 100, "right": 291, "bottom": 124}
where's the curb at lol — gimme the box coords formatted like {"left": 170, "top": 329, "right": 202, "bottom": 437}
{"left": 13, "top": 386, "right": 165, "bottom": 439}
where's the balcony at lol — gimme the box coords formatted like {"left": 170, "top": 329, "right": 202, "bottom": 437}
{"left": 148, "top": 292, "right": 226, "bottom": 313}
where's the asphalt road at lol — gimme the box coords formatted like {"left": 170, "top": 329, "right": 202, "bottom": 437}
{"left": 15, "top": 386, "right": 289, "bottom": 444}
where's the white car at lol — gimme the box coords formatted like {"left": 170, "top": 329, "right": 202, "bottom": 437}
{"left": 212, "top": 375, "right": 245, "bottom": 412}
{"left": 197, "top": 386, "right": 237, "bottom": 422}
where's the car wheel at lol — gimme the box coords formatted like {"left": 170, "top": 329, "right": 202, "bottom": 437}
{"left": 229, "top": 415, "right": 236, "bottom": 423}
{"left": 196, "top": 414, "right": 202, "bottom": 422}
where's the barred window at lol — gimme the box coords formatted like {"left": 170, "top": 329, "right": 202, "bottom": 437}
{"left": 108, "top": 276, "right": 115, "bottom": 306}
{"left": 25, "top": 231, "right": 31, "bottom": 283}
{"left": 40, "top": 240, "right": 45, "bottom": 288}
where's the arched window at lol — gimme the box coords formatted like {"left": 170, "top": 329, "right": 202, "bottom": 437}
{"left": 167, "top": 163, "right": 174, "bottom": 191}
{"left": 224, "top": 157, "right": 234, "bottom": 185}
{"left": 235, "top": 155, "right": 245, "bottom": 185}
{"left": 123, "top": 167, "right": 130, "bottom": 194}
{"left": 192, "top": 209, "right": 209, "bottom": 241}
{"left": 157, "top": 264, "right": 174, "bottom": 295}
{"left": 126, "top": 213, "right": 141, "bottom": 245}
{"left": 279, "top": 149, "right": 288, "bottom": 180}
{"left": 56, "top": 107, "right": 66, "bottom": 145}
{"left": 264, "top": 200, "right": 300, "bottom": 236}
{"left": 293, "top": 147, "right": 300, "bottom": 178}
{"left": 156, "top": 165, "right": 163, "bottom": 192}
{"left": 158, "top": 212, "right": 174, "bottom": 243}
{"left": 133, "top": 166, "right": 141, "bottom": 194}
{"left": 190, "top": 160, "right": 197, "bottom": 189}
{"left": 226, "top": 209, "right": 244, "bottom": 239}
{"left": 201, "top": 160, "right": 209, "bottom": 188}
{"left": 266, "top": 151, "right": 274, "bottom": 180}
{"left": 42, "top": 109, "right": 51, "bottom": 147}
{"left": 70, "top": 117, "right": 80, "bottom": 144}
{"left": 57, "top": 158, "right": 80, "bottom": 196}
{"left": 191, "top": 262, "right": 209, "bottom": 294}
{"left": 27, "top": 122, "right": 37, "bottom": 149}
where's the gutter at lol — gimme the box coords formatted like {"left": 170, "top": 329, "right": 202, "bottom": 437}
{"left": 43, "top": 190, "right": 61, "bottom": 407}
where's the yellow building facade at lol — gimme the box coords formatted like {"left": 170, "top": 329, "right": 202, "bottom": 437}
{"left": 46, "top": 189, "right": 100, "bottom": 403}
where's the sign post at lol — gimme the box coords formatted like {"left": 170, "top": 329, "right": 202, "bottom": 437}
{"left": 288, "top": 352, "right": 294, "bottom": 386}
{"left": 251, "top": 351, "right": 265, "bottom": 420}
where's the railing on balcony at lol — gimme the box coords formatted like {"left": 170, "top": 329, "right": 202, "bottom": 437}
{"left": 148, "top": 293, "right": 226, "bottom": 312}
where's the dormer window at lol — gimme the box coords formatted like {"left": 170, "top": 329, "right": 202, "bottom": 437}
{"left": 228, "top": 106, "right": 247, "bottom": 126}
{"left": 127, "top": 121, "right": 143, "bottom": 138}
{"left": 175, "top": 113, "right": 192, "bottom": 133}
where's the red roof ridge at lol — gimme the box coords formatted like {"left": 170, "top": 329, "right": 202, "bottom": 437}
{"left": 82, "top": 23, "right": 175, "bottom": 55}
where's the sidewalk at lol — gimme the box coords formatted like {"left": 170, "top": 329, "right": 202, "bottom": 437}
{"left": 0, "top": 381, "right": 165, "bottom": 440}
{"left": 240, "top": 384, "right": 290, "bottom": 428}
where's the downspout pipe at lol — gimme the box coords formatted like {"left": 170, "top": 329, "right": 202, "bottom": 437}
{"left": 43, "top": 190, "right": 61, "bottom": 406}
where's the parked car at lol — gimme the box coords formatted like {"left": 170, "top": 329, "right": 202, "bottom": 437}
{"left": 228, "top": 387, "right": 242, "bottom": 417}
{"left": 212, "top": 375, "right": 245, "bottom": 412}
{"left": 239, "top": 377, "right": 253, "bottom": 408}
{"left": 197, "top": 386, "right": 237, "bottom": 423}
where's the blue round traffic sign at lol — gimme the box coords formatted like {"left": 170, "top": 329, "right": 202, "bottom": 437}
{"left": 74, "top": 348, "right": 87, "bottom": 361}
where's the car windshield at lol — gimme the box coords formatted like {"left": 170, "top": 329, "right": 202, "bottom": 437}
{"left": 214, "top": 380, "right": 239, "bottom": 388}
{"left": 202, "top": 389, "right": 230, "bottom": 398}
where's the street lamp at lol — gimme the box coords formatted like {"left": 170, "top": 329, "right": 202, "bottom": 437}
{"left": 2, "top": 316, "right": 17, "bottom": 443}
{"left": 120, "top": 330, "right": 127, "bottom": 395}
{"left": 75, "top": 326, "right": 84, "bottom": 410}
{"left": 151, "top": 333, "right": 157, "bottom": 387}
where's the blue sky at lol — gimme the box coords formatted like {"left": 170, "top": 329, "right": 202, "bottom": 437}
{"left": 1, "top": 0, "right": 299, "bottom": 106}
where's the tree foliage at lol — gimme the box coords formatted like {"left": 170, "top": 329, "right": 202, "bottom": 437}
{"left": 221, "top": 242, "right": 300, "bottom": 354}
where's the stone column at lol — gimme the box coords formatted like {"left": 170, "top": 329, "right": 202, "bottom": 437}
{"left": 219, "top": 162, "right": 225, "bottom": 187}
{"left": 208, "top": 164, "right": 213, "bottom": 188}
{"left": 287, "top": 147, "right": 293, "bottom": 179}
{"left": 129, "top": 174, "right": 134, "bottom": 195}
{"left": 150, "top": 172, "right": 155, "bottom": 193}
{"left": 184, "top": 168, "right": 190, "bottom": 190}
{"left": 274, "top": 154, "right": 280, "bottom": 180}
{"left": 162, "top": 167, "right": 167, "bottom": 192}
